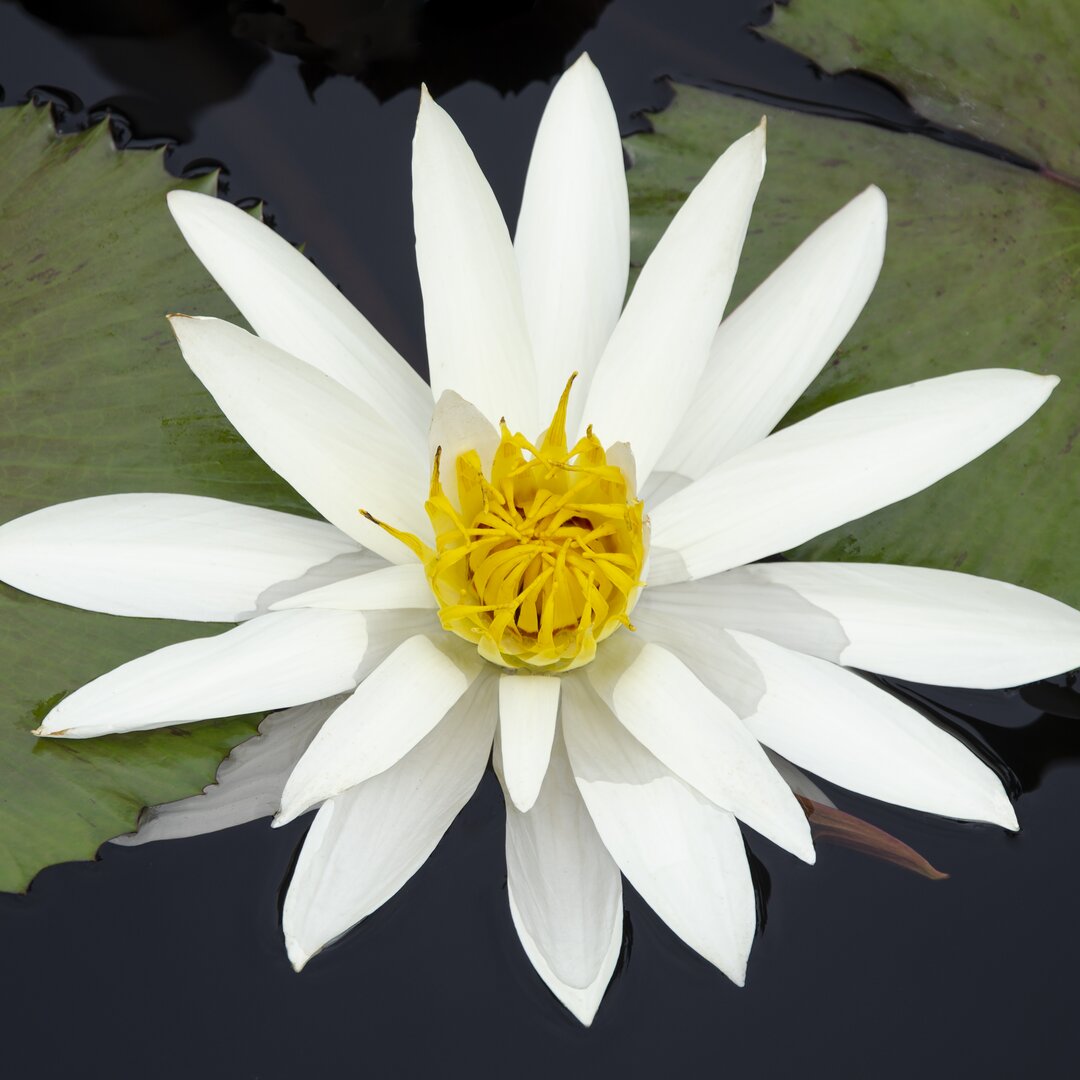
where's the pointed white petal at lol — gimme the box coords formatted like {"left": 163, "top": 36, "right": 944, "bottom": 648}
{"left": 515, "top": 53, "right": 629, "bottom": 429}
{"left": 634, "top": 603, "right": 1009, "bottom": 822}
{"left": 703, "top": 561, "right": 1080, "bottom": 689}
{"left": 271, "top": 563, "right": 435, "bottom": 612}
{"left": 659, "top": 186, "right": 887, "bottom": 477}
{"left": 764, "top": 750, "right": 835, "bottom": 808}
{"left": 637, "top": 572, "right": 850, "bottom": 671}
{"left": 496, "top": 726, "right": 622, "bottom": 1022}
{"left": 37, "top": 609, "right": 370, "bottom": 739}
{"left": 729, "top": 630, "right": 1018, "bottom": 830}
{"left": 283, "top": 675, "right": 498, "bottom": 970}
{"left": 428, "top": 390, "right": 500, "bottom": 505}
{"left": 585, "top": 634, "right": 813, "bottom": 862}
{"left": 498, "top": 675, "right": 560, "bottom": 813}
{"left": 167, "top": 190, "right": 432, "bottom": 443}
{"left": 169, "top": 315, "right": 430, "bottom": 564}
{"left": 509, "top": 885, "right": 621, "bottom": 1027}
{"left": 561, "top": 676, "right": 756, "bottom": 985}
{"left": 277, "top": 635, "right": 482, "bottom": 824}
{"left": 113, "top": 696, "right": 344, "bottom": 846}
{"left": 649, "top": 369, "right": 1059, "bottom": 584}
{"left": 413, "top": 89, "right": 538, "bottom": 433}
{"left": 582, "top": 123, "right": 766, "bottom": 476}
{"left": 640, "top": 470, "right": 692, "bottom": 509}
{"left": 631, "top": 604, "right": 767, "bottom": 719}
{"left": 0, "top": 494, "right": 365, "bottom": 622}
{"left": 253, "top": 552, "right": 390, "bottom": 612}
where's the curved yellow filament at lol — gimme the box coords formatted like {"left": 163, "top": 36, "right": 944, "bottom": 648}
{"left": 365, "top": 376, "right": 647, "bottom": 671}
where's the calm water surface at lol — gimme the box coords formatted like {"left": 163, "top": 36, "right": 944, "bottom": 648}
{"left": 1, "top": 2, "right": 1078, "bottom": 1076}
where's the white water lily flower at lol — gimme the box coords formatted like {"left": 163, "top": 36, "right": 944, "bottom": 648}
{"left": 3, "top": 53, "right": 1079, "bottom": 1025}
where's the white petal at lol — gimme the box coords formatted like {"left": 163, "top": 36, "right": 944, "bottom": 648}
{"left": 138, "top": 614, "right": 430, "bottom": 825}
{"left": 169, "top": 315, "right": 430, "bottom": 564}
{"left": 658, "top": 186, "right": 887, "bottom": 477}
{"left": 585, "top": 634, "right": 813, "bottom": 862}
{"left": 764, "top": 750, "right": 834, "bottom": 808}
{"left": 498, "top": 675, "right": 560, "bottom": 812}
{"left": 515, "top": 53, "right": 629, "bottom": 429}
{"left": 0, "top": 494, "right": 368, "bottom": 622}
{"left": 167, "top": 190, "right": 432, "bottom": 444}
{"left": 509, "top": 885, "right": 621, "bottom": 1028}
{"left": 640, "top": 470, "right": 692, "bottom": 508}
{"left": 633, "top": 604, "right": 1011, "bottom": 822}
{"left": 605, "top": 441, "right": 638, "bottom": 500}
{"left": 428, "top": 390, "right": 500, "bottom": 505}
{"left": 497, "top": 726, "right": 622, "bottom": 1023}
{"left": 37, "top": 609, "right": 371, "bottom": 739}
{"left": 631, "top": 604, "right": 767, "bottom": 719}
{"left": 582, "top": 122, "right": 766, "bottom": 476}
{"left": 283, "top": 675, "right": 498, "bottom": 970}
{"left": 271, "top": 563, "right": 435, "bottom": 612}
{"left": 649, "top": 369, "right": 1059, "bottom": 584}
{"left": 561, "top": 676, "right": 756, "bottom": 985}
{"left": 113, "top": 696, "right": 344, "bottom": 846}
{"left": 728, "top": 630, "right": 1018, "bottom": 830}
{"left": 413, "top": 89, "right": 538, "bottom": 433}
{"left": 277, "top": 635, "right": 482, "bottom": 824}
{"left": 706, "top": 561, "right": 1080, "bottom": 689}
{"left": 637, "top": 572, "right": 850, "bottom": 672}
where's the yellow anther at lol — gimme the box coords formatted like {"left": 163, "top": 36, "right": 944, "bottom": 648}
{"left": 366, "top": 375, "right": 647, "bottom": 671}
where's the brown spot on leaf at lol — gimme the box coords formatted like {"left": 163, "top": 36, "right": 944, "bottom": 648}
{"left": 1061, "top": 423, "right": 1080, "bottom": 455}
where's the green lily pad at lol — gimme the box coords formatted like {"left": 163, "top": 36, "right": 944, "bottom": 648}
{"left": 0, "top": 103, "right": 308, "bottom": 892}
{"left": 625, "top": 81, "right": 1080, "bottom": 605}
{"left": 764, "top": 0, "right": 1080, "bottom": 182}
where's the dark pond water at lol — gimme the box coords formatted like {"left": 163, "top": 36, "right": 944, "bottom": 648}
{"left": 2, "top": 2, "right": 1078, "bottom": 1076}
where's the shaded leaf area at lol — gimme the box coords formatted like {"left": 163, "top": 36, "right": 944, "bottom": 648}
{"left": 626, "top": 85, "right": 1080, "bottom": 605}
{"left": 764, "top": 0, "right": 1080, "bottom": 183}
{"left": 0, "top": 103, "right": 308, "bottom": 891}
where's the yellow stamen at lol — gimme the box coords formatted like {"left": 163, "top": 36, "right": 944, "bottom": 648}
{"left": 366, "top": 375, "right": 648, "bottom": 671}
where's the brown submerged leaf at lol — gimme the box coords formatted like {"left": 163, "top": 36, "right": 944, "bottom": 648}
{"left": 798, "top": 796, "right": 949, "bottom": 881}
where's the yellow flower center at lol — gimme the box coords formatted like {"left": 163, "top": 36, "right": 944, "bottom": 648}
{"left": 366, "top": 377, "right": 647, "bottom": 671}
